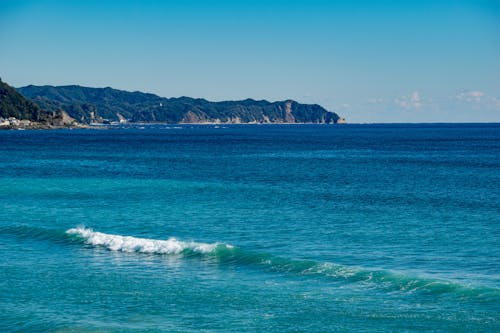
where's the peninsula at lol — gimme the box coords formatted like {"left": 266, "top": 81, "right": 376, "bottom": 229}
{"left": 0, "top": 78, "right": 83, "bottom": 129}
{"left": 1, "top": 78, "right": 345, "bottom": 128}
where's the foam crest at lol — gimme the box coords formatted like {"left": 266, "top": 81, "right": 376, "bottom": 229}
{"left": 64, "top": 227, "right": 499, "bottom": 299}
{"left": 66, "top": 227, "right": 229, "bottom": 255}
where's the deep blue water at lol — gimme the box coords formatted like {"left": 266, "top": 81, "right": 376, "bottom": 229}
{"left": 0, "top": 124, "right": 499, "bottom": 332}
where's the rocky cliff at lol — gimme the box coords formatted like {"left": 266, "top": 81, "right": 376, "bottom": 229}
{"left": 1, "top": 78, "right": 82, "bottom": 129}
{"left": 18, "top": 85, "right": 342, "bottom": 124}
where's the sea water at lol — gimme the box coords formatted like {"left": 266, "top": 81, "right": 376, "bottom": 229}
{"left": 0, "top": 124, "right": 499, "bottom": 332}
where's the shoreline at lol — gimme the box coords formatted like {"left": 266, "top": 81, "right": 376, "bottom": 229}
{"left": 3, "top": 121, "right": 499, "bottom": 131}
{"left": 0, "top": 121, "right": 345, "bottom": 130}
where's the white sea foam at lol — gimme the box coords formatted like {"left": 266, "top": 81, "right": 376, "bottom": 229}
{"left": 66, "top": 227, "right": 226, "bottom": 254}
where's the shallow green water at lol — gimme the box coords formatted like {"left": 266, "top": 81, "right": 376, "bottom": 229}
{"left": 1, "top": 124, "right": 499, "bottom": 332}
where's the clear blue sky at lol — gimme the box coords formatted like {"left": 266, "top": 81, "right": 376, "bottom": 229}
{"left": 1, "top": 0, "right": 499, "bottom": 122}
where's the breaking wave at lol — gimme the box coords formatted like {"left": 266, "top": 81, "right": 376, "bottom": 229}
{"left": 63, "top": 227, "right": 499, "bottom": 300}
{"left": 66, "top": 226, "right": 233, "bottom": 255}
{"left": 4, "top": 225, "right": 498, "bottom": 300}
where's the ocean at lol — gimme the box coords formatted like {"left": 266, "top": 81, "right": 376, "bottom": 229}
{"left": 0, "top": 124, "right": 499, "bottom": 332}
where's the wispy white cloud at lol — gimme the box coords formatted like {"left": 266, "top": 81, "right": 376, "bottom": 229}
{"left": 394, "top": 91, "right": 422, "bottom": 109}
{"left": 367, "top": 98, "right": 384, "bottom": 104}
{"left": 455, "top": 90, "right": 485, "bottom": 103}
{"left": 495, "top": 97, "right": 500, "bottom": 108}
{"left": 452, "top": 90, "right": 500, "bottom": 112}
{"left": 333, "top": 89, "right": 500, "bottom": 123}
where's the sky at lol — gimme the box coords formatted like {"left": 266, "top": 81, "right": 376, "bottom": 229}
{"left": 1, "top": 0, "right": 499, "bottom": 122}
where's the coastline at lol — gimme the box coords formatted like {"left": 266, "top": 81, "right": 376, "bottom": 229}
{"left": 0, "top": 120, "right": 346, "bottom": 130}
{"left": 0, "top": 121, "right": 91, "bottom": 130}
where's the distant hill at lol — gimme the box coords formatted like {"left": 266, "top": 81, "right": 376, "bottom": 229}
{"left": 18, "top": 85, "right": 341, "bottom": 124}
{"left": 0, "top": 78, "right": 46, "bottom": 121}
{"left": 1, "top": 79, "right": 83, "bottom": 128}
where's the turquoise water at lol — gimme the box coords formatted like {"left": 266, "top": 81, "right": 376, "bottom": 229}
{"left": 1, "top": 124, "right": 499, "bottom": 332}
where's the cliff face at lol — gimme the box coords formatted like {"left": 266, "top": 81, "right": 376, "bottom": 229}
{"left": 0, "top": 78, "right": 46, "bottom": 121}
{"left": 18, "top": 85, "right": 341, "bottom": 124}
{"left": 0, "top": 79, "right": 83, "bottom": 128}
